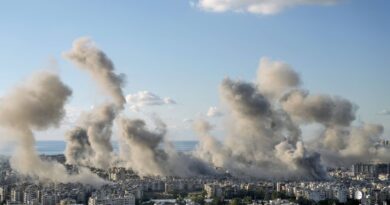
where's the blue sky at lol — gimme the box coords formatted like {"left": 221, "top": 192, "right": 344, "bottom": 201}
{"left": 0, "top": 0, "right": 389, "bottom": 140}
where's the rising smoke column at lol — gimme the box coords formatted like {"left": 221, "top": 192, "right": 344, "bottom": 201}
{"left": 220, "top": 78, "right": 327, "bottom": 179}
{"left": 278, "top": 80, "right": 390, "bottom": 166}
{"left": 117, "top": 118, "right": 167, "bottom": 176}
{"left": 193, "top": 58, "right": 329, "bottom": 180}
{"left": 63, "top": 37, "right": 125, "bottom": 168}
{"left": 308, "top": 123, "right": 390, "bottom": 167}
{"left": 64, "top": 127, "right": 93, "bottom": 166}
{"left": 118, "top": 117, "right": 216, "bottom": 177}
{"left": 83, "top": 104, "right": 117, "bottom": 168}
{"left": 62, "top": 37, "right": 389, "bottom": 178}
{"left": 65, "top": 104, "right": 117, "bottom": 168}
{"left": 196, "top": 57, "right": 390, "bottom": 177}
{"left": 63, "top": 37, "right": 126, "bottom": 108}
{"left": 0, "top": 71, "right": 105, "bottom": 186}
{"left": 257, "top": 58, "right": 301, "bottom": 100}
{"left": 280, "top": 89, "right": 357, "bottom": 127}
{"left": 63, "top": 37, "right": 215, "bottom": 176}
{"left": 193, "top": 120, "right": 230, "bottom": 169}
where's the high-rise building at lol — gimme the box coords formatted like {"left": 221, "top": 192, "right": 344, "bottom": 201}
{"left": 352, "top": 163, "right": 390, "bottom": 177}
{"left": 10, "top": 187, "right": 23, "bottom": 203}
{"left": 0, "top": 186, "right": 6, "bottom": 202}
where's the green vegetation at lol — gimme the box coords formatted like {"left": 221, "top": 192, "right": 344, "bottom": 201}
{"left": 210, "top": 197, "right": 224, "bottom": 205}
{"left": 190, "top": 193, "right": 205, "bottom": 205}
{"left": 318, "top": 199, "right": 339, "bottom": 205}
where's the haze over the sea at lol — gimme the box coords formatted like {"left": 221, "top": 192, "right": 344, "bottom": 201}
{"left": 0, "top": 140, "right": 198, "bottom": 156}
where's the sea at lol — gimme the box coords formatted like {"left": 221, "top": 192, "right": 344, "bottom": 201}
{"left": 0, "top": 141, "right": 198, "bottom": 156}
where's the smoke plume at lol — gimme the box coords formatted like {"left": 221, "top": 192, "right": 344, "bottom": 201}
{"left": 310, "top": 124, "right": 390, "bottom": 167}
{"left": 192, "top": 57, "right": 389, "bottom": 178}
{"left": 63, "top": 37, "right": 215, "bottom": 176}
{"left": 63, "top": 37, "right": 124, "bottom": 168}
{"left": 9, "top": 37, "right": 387, "bottom": 182}
{"left": 257, "top": 58, "right": 301, "bottom": 100}
{"left": 79, "top": 104, "right": 117, "bottom": 168}
{"left": 65, "top": 104, "right": 117, "bottom": 169}
{"left": 63, "top": 37, "right": 126, "bottom": 108}
{"left": 0, "top": 71, "right": 105, "bottom": 186}
{"left": 280, "top": 89, "right": 357, "bottom": 126}
{"left": 64, "top": 127, "right": 93, "bottom": 166}
{"left": 217, "top": 77, "right": 326, "bottom": 179}
{"left": 118, "top": 117, "right": 215, "bottom": 177}
{"left": 193, "top": 120, "right": 229, "bottom": 169}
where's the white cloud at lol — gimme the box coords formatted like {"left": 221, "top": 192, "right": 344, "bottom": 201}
{"left": 378, "top": 109, "right": 390, "bottom": 116}
{"left": 194, "top": 0, "right": 341, "bottom": 15}
{"left": 126, "top": 91, "right": 176, "bottom": 110}
{"left": 207, "top": 106, "right": 223, "bottom": 117}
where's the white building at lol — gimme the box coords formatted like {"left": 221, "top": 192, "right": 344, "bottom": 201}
{"left": 204, "top": 184, "right": 222, "bottom": 199}
{"left": 10, "top": 188, "right": 23, "bottom": 203}
{"left": 305, "top": 189, "right": 326, "bottom": 202}
{"left": 0, "top": 186, "right": 6, "bottom": 202}
{"left": 88, "top": 193, "right": 135, "bottom": 205}
{"left": 333, "top": 188, "right": 347, "bottom": 203}
{"left": 60, "top": 198, "right": 77, "bottom": 205}
{"left": 41, "top": 194, "right": 56, "bottom": 205}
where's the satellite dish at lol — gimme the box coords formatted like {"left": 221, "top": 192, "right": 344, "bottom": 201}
{"left": 355, "top": 191, "right": 363, "bottom": 200}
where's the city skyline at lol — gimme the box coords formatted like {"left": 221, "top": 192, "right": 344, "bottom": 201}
{"left": 1, "top": 1, "right": 390, "bottom": 205}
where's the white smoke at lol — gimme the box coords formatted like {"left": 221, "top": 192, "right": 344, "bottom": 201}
{"left": 63, "top": 37, "right": 126, "bottom": 108}
{"left": 63, "top": 38, "right": 125, "bottom": 169}
{"left": 0, "top": 71, "right": 106, "bottom": 186}
{"left": 117, "top": 117, "right": 216, "bottom": 177}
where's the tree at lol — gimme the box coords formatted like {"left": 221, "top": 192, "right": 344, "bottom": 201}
{"left": 191, "top": 194, "right": 205, "bottom": 205}
{"left": 296, "top": 197, "right": 315, "bottom": 205}
{"left": 264, "top": 192, "right": 271, "bottom": 201}
{"left": 242, "top": 196, "right": 252, "bottom": 204}
{"left": 176, "top": 195, "right": 186, "bottom": 205}
{"left": 318, "top": 199, "right": 339, "bottom": 205}
{"left": 271, "top": 191, "right": 279, "bottom": 200}
{"left": 229, "top": 198, "right": 240, "bottom": 205}
{"left": 211, "top": 197, "right": 224, "bottom": 205}
{"left": 254, "top": 189, "right": 265, "bottom": 200}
